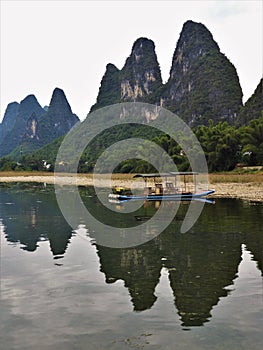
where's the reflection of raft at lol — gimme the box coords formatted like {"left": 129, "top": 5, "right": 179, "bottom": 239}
{"left": 134, "top": 215, "right": 152, "bottom": 221}
{"left": 109, "top": 172, "right": 215, "bottom": 202}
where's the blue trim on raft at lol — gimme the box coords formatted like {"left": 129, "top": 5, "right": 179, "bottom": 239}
{"left": 109, "top": 197, "right": 215, "bottom": 205}
{"left": 109, "top": 189, "right": 215, "bottom": 201}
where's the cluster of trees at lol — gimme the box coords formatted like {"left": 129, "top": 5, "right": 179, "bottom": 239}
{"left": 81, "top": 115, "right": 263, "bottom": 173}
{"left": 0, "top": 114, "right": 262, "bottom": 173}
{"left": 0, "top": 155, "right": 53, "bottom": 172}
{"left": 195, "top": 115, "right": 263, "bottom": 171}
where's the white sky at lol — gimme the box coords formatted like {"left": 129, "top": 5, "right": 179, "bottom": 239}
{"left": 1, "top": 0, "right": 262, "bottom": 122}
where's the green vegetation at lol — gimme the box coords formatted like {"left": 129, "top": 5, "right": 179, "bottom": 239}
{"left": 195, "top": 114, "right": 263, "bottom": 171}
{"left": 90, "top": 64, "right": 121, "bottom": 112}
{"left": 162, "top": 21, "right": 243, "bottom": 126}
{"left": 237, "top": 78, "right": 263, "bottom": 125}
{"left": 0, "top": 114, "right": 262, "bottom": 174}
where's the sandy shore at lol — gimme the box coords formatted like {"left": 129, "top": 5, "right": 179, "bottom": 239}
{"left": 0, "top": 173, "right": 262, "bottom": 202}
{"left": 209, "top": 182, "right": 263, "bottom": 202}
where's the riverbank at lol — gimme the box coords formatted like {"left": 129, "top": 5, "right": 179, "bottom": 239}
{"left": 0, "top": 171, "right": 262, "bottom": 202}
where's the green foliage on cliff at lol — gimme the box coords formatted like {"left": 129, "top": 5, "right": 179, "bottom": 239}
{"left": 237, "top": 78, "right": 263, "bottom": 125}
{"left": 90, "top": 64, "right": 121, "bottom": 112}
{"left": 91, "top": 21, "right": 245, "bottom": 127}
{"left": 163, "top": 21, "right": 243, "bottom": 125}
{"left": 90, "top": 37, "right": 163, "bottom": 112}
{"left": 0, "top": 95, "right": 45, "bottom": 157}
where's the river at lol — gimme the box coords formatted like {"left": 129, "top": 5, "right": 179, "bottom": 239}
{"left": 0, "top": 183, "right": 262, "bottom": 350}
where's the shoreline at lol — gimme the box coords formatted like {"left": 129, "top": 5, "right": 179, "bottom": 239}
{"left": 0, "top": 172, "right": 262, "bottom": 202}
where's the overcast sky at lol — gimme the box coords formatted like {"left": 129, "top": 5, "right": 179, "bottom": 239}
{"left": 1, "top": 0, "right": 262, "bottom": 121}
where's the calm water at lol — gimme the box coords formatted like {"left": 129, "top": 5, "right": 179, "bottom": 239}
{"left": 0, "top": 183, "right": 262, "bottom": 350}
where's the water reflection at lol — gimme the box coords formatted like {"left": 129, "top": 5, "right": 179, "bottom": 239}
{"left": 0, "top": 183, "right": 73, "bottom": 258}
{"left": 0, "top": 183, "right": 262, "bottom": 328}
{"left": 96, "top": 230, "right": 243, "bottom": 326}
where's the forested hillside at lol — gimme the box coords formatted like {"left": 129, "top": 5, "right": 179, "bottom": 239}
{"left": 1, "top": 113, "right": 262, "bottom": 173}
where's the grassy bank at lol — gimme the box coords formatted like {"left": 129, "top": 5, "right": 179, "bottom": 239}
{"left": 209, "top": 172, "right": 263, "bottom": 184}
{"left": 0, "top": 170, "right": 262, "bottom": 201}
{"left": 0, "top": 171, "right": 55, "bottom": 177}
{"left": 1, "top": 170, "right": 262, "bottom": 182}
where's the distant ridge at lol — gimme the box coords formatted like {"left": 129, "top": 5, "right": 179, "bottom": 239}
{"left": 0, "top": 88, "right": 79, "bottom": 158}
{"left": 0, "top": 95, "right": 45, "bottom": 157}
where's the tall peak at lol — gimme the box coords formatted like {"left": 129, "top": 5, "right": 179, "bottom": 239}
{"left": 18, "top": 94, "right": 44, "bottom": 120}
{"left": 1, "top": 102, "right": 19, "bottom": 126}
{"left": 161, "top": 20, "right": 242, "bottom": 125}
{"left": 90, "top": 37, "right": 163, "bottom": 111}
{"left": 169, "top": 20, "right": 220, "bottom": 80}
{"left": 0, "top": 94, "right": 45, "bottom": 157}
{"left": 90, "top": 64, "right": 121, "bottom": 112}
{"left": 131, "top": 37, "right": 156, "bottom": 53}
{"left": 48, "top": 87, "right": 72, "bottom": 115}
{"left": 20, "top": 94, "right": 38, "bottom": 103}
{"left": 39, "top": 87, "right": 79, "bottom": 140}
{"left": 124, "top": 37, "right": 158, "bottom": 69}
{"left": 121, "top": 37, "right": 163, "bottom": 103}
{"left": 180, "top": 20, "right": 219, "bottom": 49}
{"left": 0, "top": 102, "right": 20, "bottom": 141}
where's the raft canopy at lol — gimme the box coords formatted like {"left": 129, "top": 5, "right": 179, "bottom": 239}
{"left": 133, "top": 172, "right": 199, "bottom": 179}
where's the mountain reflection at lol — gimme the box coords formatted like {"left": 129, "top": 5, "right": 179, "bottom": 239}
{"left": 165, "top": 233, "right": 242, "bottom": 326}
{"left": 97, "top": 241, "right": 162, "bottom": 311}
{"left": 96, "top": 230, "right": 243, "bottom": 326}
{"left": 0, "top": 184, "right": 262, "bottom": 327}
{"left": 0, "top": 183, "right": 73, "bottom": 258}
{"left": 96, "top": 198, "right": 262, "bottom": 327}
